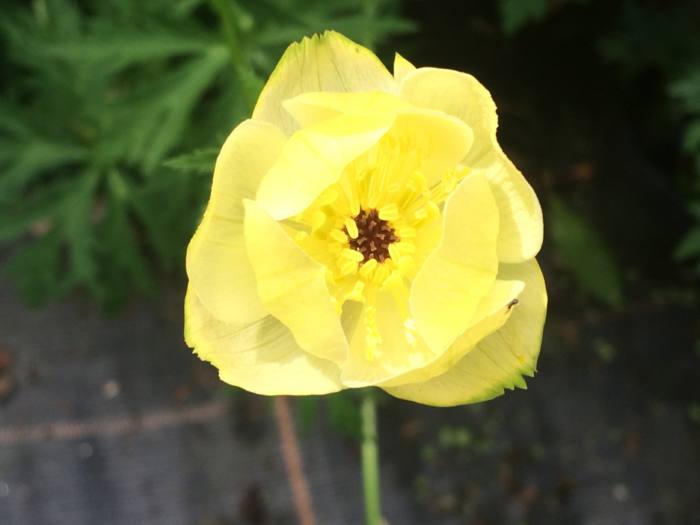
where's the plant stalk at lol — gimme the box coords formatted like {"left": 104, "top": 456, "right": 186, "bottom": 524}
{"left": 361, "top": 389, "right": 382, "bottom": 525}
{"left": 210, "top": 0, "right": 260, "bottom": 110}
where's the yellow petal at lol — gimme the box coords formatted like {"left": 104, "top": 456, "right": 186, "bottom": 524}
{"left": 256, "top": 112, "right": 394, "bottom": 220}
{"left": 408, "top": 211, "right": 442, "bottom": 279}
{"left": 399, "top": 67, "right": 497, "bottom": 165}
{"left": 244, "top": 199, "right": 348, "bottom": 363}
{"left": 477, "top": 148, "right": 543, "bottom": 262}
{"left": 340, "top": 288, "right": 438, "bottom": 387}
{"left": 283, "top": 90, "right": 411, "bottom": 128}
{"left": 253, "top": 31, "right": 396, "bottom": 135}
{"left": 282, "top": 91, "right": 472, "bottom": 191}
{"left": 388, "top": 109, "right": 473, "bottom": 187}
{"left": 185, "top": 288, "right": 342, "bottom": 395}
{"left": 384, "top": 259, "right": 547, "bottom": 406}
{"left": 393, "top": 52, "right": 416, "bottom": 83}
{"left": 209, "top": 119, "right": 287, "bottom": 220}
{"left": 186, "top": 119, "right": 286, "bottom": 325}
{"left": 409, "top": 172, "right": 500, "bottom": 353}
{"left": 399, "top": 67, "right": 543, "bottom": 262}
{"left": 382, "top": 277, "right": 524, "bottom": 387}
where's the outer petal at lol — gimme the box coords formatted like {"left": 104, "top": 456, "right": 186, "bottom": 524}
{"left": 400, "top": 67, "right": 497, "bottom": 165}
{"left": 283, "top": 91, "right": 411, "bottom": 128}
{"left": 384, "top": 259, "right": 547, "bottom": 406}
{"left": 381, "top": 277, "right": 524, "bottom": 387}
{"left": 393, "top": 52, "right": 416, "bottom": 83}
{"left": 284, "top": 91, "right": 474, "bottom": 188}
{"left": 256, "top": 112, "right": 394, "bottom": 221}
{"left": 185, "top": 288, "right": 342, "bottom": 395}
{"left": 252, "top": 31, "right": 396, "bottom": 135}
{"left": 476, "top": 149, "right": 543, "bottom": 262}
{"left": 409, "top": 172, "right": 500, "bottom": 353}
{"left": 399, "top": 67, "right": 543, "bottom": 262}
{"left": 186, "top": 119, "right": 286, "bottom": 325}
{"left": 244, "top": 199, "right": 348, "bottom": 363}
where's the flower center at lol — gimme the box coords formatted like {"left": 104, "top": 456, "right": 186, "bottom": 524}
{"left": 345, "top": 208, "right": 400, "bottom": 263}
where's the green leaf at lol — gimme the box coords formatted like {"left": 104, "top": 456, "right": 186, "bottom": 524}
{"left": 131, "top": 170, "right": 206, "bottom": 270}
{"left": 164, "top": 148, "right": 219, "bottom": 175}
{"left": 0, "top": 139, "right": 87, "bottom": 199}
{"left": 675, "top": 227, "right": 700, "bottom": 261}
{"left": 296, "top": 397, "right": 320, "bottom": 433}
{"left": 95, "top": 194, "right": 157, "bottom": 309}
{"left": 687, "top": 201, "right": 700, "bottom": 220}
{"left": 498, "top": 0, "right": 548, "bottom": 36}
{"left": 5, "top": 232, "right": 66, "bottom": 305}
{"left": 600, "top": 3, "right": 700, "bottom": 75}
{"left": 549, "top": 196, "right": 624, "bottom": 306}
{"left": 108, "top": 47, "right": 229, "bottom": 174}
{"left": 327, "top": 391, "right": 362, "bottom": 440}
{"left": 43, "top": 29, "right": 215, "bottom": 74}
{"left": 683, "top": 120, "right": 700, "bottom": 153}
{"left": 0, "top": 178, "right": 77, "bottom": 242}
{"left": 60, "top": 172, "right": 99, "bottom": 291}
{"left": 0, "top": 0, "right": 413, "bottom": 310}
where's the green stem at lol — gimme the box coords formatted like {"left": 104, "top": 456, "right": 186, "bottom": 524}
{"left": 210, "top": 0, "right": 260, "bottom": 110}
{"left": 361, "top": 389, "right": 382, "bottom": 525}
{"left": 210, "top": 0, "right": 245, "bottom": 64}
{"left": 361, "top": 0, "right": 378, "bottom": 50}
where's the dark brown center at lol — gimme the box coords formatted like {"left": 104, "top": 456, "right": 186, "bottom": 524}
{"left": 345, "top": 208, "right": 399, "bottom": 263}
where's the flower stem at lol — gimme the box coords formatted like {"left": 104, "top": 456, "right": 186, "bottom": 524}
{"left": 209, "top": 0, "right": 260, "bottom": 110}
{"left": 361, "top": 389, "right": 382, "bottom": 525}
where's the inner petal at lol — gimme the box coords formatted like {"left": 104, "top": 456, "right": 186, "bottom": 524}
{"left": 282, "top": 109, "right": 477, "bottom": 367}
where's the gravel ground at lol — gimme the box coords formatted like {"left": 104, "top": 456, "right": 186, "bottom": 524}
{"left": 0, "top": 280, "right": 419, "bottom": 525}
{"left": 0, "top": 277, "right": 698, "bottom": 525}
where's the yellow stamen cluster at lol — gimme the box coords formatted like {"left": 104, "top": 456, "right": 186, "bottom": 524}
{"left": 289, "top": 136, "right": 468, "bottom": 360}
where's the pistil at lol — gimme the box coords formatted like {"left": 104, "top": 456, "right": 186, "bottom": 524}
{"left": 345, "top": 208, "right": 399, "bottom": 263}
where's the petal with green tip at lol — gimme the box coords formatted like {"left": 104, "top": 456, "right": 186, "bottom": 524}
{"left": 384, "top": 259, "right": 547, "bottom": 406}
{"left": 253, "top": 31, "right": 396, "bottom": 135}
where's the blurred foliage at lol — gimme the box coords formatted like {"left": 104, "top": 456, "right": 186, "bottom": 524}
{"left": 297, "top": 391, "right": 362, "bottom": 440}
{"left": 671, "top": 76, "right": 700, "bottom": 274}
{"left": 499, "top": 0, "right": 700, "bottom": 296}
{"left": 0, "top": 0, "right": 413, "bottom": 309}
{"left": 3, "top": 0, "right": 700, "bottom": 312}
{"left": 601, "top": 1, "right": 700, "bottom": 282}
{"left": 549, "top": 197, "right": 623, "bottom": 307}
{"left": 497, "top": 0, "right": 589, "bottom": 36}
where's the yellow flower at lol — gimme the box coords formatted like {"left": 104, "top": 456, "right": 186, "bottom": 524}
{"left": 184, "top": 31, "right": 547, "bottom": 406}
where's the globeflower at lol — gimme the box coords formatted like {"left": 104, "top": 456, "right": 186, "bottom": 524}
{"left": 184, "top": 31, "right": 547, "bottom": 406}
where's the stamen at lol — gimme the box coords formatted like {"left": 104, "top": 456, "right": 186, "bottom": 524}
{"left": 329, "top": 229, "right": 347, "bottom": 244}
{"left": 341, "top": 249, "right": 364, "bottom": 263}
{"left": 344, "top": 218, "right": 359, "bottom": 239}
{"left": 378, "top": 203, "right": 399, "bottom": 221}
{"left": 359, "top": 258, "right": 378, "bottom": 279}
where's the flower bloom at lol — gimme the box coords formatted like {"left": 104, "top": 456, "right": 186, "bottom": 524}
{"left": 185, "top": 31, "right": 547, "bottom": 406}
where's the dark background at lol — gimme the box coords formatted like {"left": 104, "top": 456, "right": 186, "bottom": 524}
{"left": 1, "top": 1, "right": 699, "bottom": 524}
